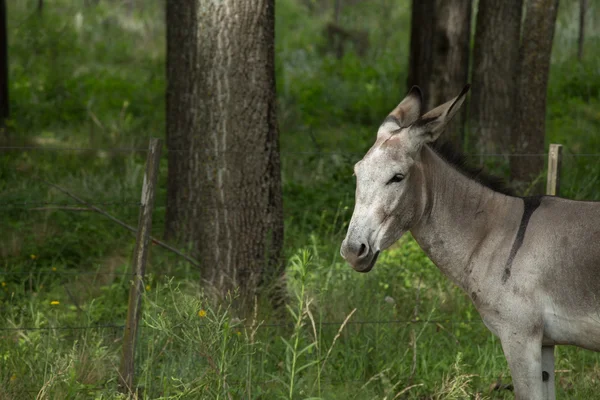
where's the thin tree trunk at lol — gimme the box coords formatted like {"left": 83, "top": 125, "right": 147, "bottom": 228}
{"left": 38, "top": 0, "right": 43, "bottom": 13}
{"left": 470, "top": 0, "right": 523, "bottom": 155}
{"left": 407, "top": 0, "right": 435, "bottom": 101}
{"left": 333, "top": 0, "right": 342, "bottom": 24}
{"left": 165, "top": 0, "right": 283, "bottom": 307}
{"left": 578, "top": 0, "right": 587, "bottom": 61}
{"left": 510, "top": 0, "right": 559, "bottom": 190}
{"left": 426, "top": 0, "right": 472, "bottom": 148}
{"left": 0, "top": 0, "right": 8, "bottom": 136}
{"left": 126, "top": 0, "right": 135, "bottom": 15}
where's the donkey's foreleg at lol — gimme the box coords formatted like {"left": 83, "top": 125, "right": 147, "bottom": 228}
{"left": 499, "top": 331, "right": 544, "bottom": 400}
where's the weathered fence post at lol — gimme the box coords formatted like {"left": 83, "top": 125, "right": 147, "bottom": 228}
{"left": 542, "top": 143, "right": 562, "bottom": 400}
{"left": 546, "top": 143, "right": 562, "bottom": 196}
{"left": 118, "top": 138, "right": 162, "bottom": 394}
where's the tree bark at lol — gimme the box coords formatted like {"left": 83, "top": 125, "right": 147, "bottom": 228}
{"left": 125, "top": 0, "right": 135, "bottom": 15}
{"left": 333, "top": 0, "right": 342, "bottom": 24}
{"left": 510, "top": 0, "right": 559, "bottom": 189}
{"left": 0, "top": 0, "right": 8, "bottom": 136}
{"left": 470, "top": 0, "right": 523, "bottom": 155}
{"left": 407, "top": 0, "right": 435, "bottom": 100}
{"left": 578, "top": 0, "right": 587, "bottom": 61}
{"left": 165, "top": 0, "right": 284, "bottom": 306}
{"left": 426, "top": 0, "right": 472, "bottom": 148}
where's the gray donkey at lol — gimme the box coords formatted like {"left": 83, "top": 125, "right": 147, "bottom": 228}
{"left": 340, "top": 85, "right": 600, "bottom": 399}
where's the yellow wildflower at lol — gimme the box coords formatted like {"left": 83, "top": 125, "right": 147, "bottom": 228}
{"left": 30, "top": 254, "right": 37, "bottom": 260}
{"left": 236, "top": 331, "right": 241, "bottom": 337}
{"left": 51, "top": 267, "right": 57, "bottom": 271}
{"left": 1, "top": 282, "right": 6, "bottom": 287}
{"left": 50, "top": 301, "right": 60, "bottom": 305}
{"left": 198, "top": 309, "right": 207, "bottom": 318}
{"left": 145, "top": 285, "right": 151, "bottom": 291}
{"left": 10, "top": 374, "right": 16, "bottom": 382}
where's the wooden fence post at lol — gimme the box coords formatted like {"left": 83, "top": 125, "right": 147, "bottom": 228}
{"left": 546, "top": 143, "right": 562, "bottom": 196}
{"left": 542, "top": 143, "right": 562, "bottom": 400}
{"left": 118, "top": 138, "right": 162, "bottom": 394}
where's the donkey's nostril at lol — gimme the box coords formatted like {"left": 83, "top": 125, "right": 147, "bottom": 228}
{"left": 358, "top": 243, "right": 368, "bottom": 258}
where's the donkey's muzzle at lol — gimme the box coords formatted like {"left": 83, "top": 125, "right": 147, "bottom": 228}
{"left": 340, "top": 240, "right": 380, "bottom": 273}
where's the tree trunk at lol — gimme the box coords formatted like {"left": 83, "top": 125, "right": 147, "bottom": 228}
{"left": 125, "top": 0, "right": 135, "bottom": 15}
{"left": 407, "top": 0, "right": 435, "bottom": 100}
{"left": 510, "top": 0, "right": 559, "bottom": 190}
{"left": 426, "top": 0, "right": 472, "bottom": 148}
{"left": 470, "top": 0, "right": 523, "bottom": 155}
{"left": 578, "top": 0, "right": 587, "bottom": 61}
{"left": 0, "top": 0, "right": 8, "bottom": 136}
{"left": 333, "top": 0, "right": 342, "bottom": 24}
{"left": 165, "top": 0, "right": 284, "bottom": 306}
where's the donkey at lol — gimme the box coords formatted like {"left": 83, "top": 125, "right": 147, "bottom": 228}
{"left": 340, "top": 85, "right": 600, "bottom": 399}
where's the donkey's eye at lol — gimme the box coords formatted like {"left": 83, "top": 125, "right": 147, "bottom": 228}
{"left": 387, "top": 174, "right": 404, "bottom": 184}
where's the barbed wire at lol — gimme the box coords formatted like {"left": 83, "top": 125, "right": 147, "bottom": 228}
{"left": 256, "top": 318, "right": 483, "bottom": 328}
{"left": 0, "top": 201, "right": 141, "bottom": 207}
{"left": 1, "top": 145, "right": 599, "bottom": 157}
{"left": 0, "top": 145, "right": 149, "bottom": 153}
{"left": 0, "top": 318, "right": 483, "bottom": 332}
{"left": 1, "top": 270, "right": 141, "bottom": 278}
{"left": 0, "top": 201, "right": 353, "bottom": 212}
{"left": 0, "top": 268, "right": 197, "bottom": 278}
{"left": 0, "top": 323, "right": 124, "bottom": 332}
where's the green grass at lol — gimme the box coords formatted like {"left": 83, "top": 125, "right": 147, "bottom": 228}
{"left": 2, "top": 0, "right": 600, "bottom": 398}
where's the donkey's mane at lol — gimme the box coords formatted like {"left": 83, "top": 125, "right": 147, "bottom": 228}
{"left": 428, "top": 140, "right": 515, "bottom": 196}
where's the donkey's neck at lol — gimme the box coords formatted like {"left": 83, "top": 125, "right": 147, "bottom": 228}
{"left": 410, "top": 145, "right": 522, "bottom": 291}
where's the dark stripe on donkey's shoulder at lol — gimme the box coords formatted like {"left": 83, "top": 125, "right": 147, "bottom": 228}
{"left": 502, "top": 196, "right": 544, "bottom": 283}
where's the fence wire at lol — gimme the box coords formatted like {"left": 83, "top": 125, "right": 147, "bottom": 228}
{"left": 2, "top": 144, "right": 600, "bottom": 157}
{"left": 0, "top": 318, "right": 483, "bottom": 332}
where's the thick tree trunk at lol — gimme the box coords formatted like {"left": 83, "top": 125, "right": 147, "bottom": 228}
{"left": 510, "top": 0, "right": 559, "bottom": 189}
{"left": 165, "top": 0, "right": 284, "bottom": 305}
{"left": 470, "top": 0, "right": 523, "bottom": 155}
{"left": 407, "top": 0, "right": 435, "bottom": 99}
{"left": 0, "top": 0, "right": 8, "bottom": 136}
{"left": 426, "top": 0, "right": 472, "bottom": 148}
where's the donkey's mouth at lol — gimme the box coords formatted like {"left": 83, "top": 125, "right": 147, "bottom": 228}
{"left": 355, "top": 251, "right": 380, "bottom": 273}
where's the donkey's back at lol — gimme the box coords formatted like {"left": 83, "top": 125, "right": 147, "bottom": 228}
{"left": 515, "top": 196, "right": 600, "bottom": 351}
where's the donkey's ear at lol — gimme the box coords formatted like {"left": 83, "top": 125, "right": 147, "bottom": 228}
{"left": 410, "top": 84, "right": 470, "bottom": 143}
{"left": 379, "top": 86, "right": 423, "bottom": 137}
{"left": 390, "top": 86, "right": 423, "bottom": 126}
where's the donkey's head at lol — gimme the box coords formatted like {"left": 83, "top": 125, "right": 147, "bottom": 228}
{"left": 340, "top": 85, "right": 470, "bottom": 272}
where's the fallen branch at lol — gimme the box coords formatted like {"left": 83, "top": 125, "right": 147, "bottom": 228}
{"left": 40, "top": 179, "right": 201, "bottom": 269}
